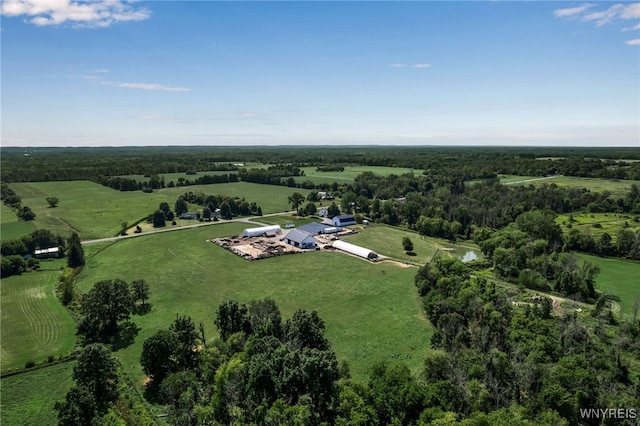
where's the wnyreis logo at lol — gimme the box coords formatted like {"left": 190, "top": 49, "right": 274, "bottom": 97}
{"left": 580, "top": 408, "right": 637, "bottom": 420}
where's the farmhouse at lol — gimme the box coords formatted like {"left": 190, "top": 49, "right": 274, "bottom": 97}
{"left": 284, "top": 229, "right": 317, "bottom": 249}
{"left": 332, "top": 240, "right": 378, "bottom": 260}
{"left": 333, "top": 215, "right": 356, "bottom": 227}
{"left": 34, "top": 247, "right": 60, "bottom": 259}
{"left": 318, "top": 207, "right": 329, "bottom": 217}
{"left": 242, "top": 225, "right": 282, "bottom": 238}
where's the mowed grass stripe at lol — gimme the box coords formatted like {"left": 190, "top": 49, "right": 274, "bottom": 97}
{"left": 75, "top": 223, "right": 432, "bottom": 381}
{"left": 1, "top": 272, "right": 76, "bottom": 370}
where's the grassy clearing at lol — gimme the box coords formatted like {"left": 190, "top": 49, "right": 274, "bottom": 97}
{"left": 9, "top": 181, "right": 309, "bottom": 239}
{"left": 557, "top": 213, "right": 640, "bottom": 241}
{"left": 341, "top": 225, "right": 482, "bottom": 265}
{"left": 510, "top": 176, "right": 640, "bottom": 196}
{"left": 579, "top": 254, "right": 640, "bottom": 317}
{"left": 75, "top": 223, "right": 431, "bottom": 382}
{"left": 1, "top": 203, "right": 35, "bottom": 240}
{"left": 296, "top": 166, "right": 419, "bottom": 185}
{"left": 1, "top": 271, "right": 77, "bottom": 370}
{"left": 1, "top": 361, "right": 76, "bottom": 425}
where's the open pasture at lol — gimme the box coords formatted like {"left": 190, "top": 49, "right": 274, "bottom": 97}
{"left": 1, "top": 203, "right": 35, "bottom": 240}
{"left": 509, "top": 176, "right": 640, "bottom": 196}
{"left": 557, "top": 213, "right": 640, "bottom": 241}
{"left": 0, "top": 361, "right": 76, "bottom": 426}
{"left": 1, "top": 271, "right": 76, "bottom": 370}
{"left": 579, "top": 254, "right": 640, "bottom": 318}
{"left": 341, "top": 225, "right": 482, "bottom": 265}
{"left": 8, "top": 181, "right": 309, "bottom": 239}
{"left": 75, "top": 223, "right": 432, "bottom": 381}
{"left": 296, "top": 166, "right": 419, "bottom": 185}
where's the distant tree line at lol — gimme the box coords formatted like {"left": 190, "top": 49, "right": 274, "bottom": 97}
{"left": 4, "top": 146, "right": 640, "bottom": 183}
{"left": 1, "top": 183, "right": 35, "bottom": 221}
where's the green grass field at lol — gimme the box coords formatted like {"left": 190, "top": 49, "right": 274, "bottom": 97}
{"left": 1, "top": 362, "right": 75, "bottom": 426}
{"left": 557, "top": 213, "right": 640, "bottom": 241}
{"left": 7, "top": 181, "right": 310, "bottom": 240}
{"left": 1, "top": 203, "right": 35, "bottom": 240}
{"left": 579, "top": 254, "right": 640, "bottom": 317}
{"left": 1, "top": 271, "right": 77, "bottom": 371}
{"left": 341, "top": 225, "right": 482, "bottom": 265}
{"left": 295, "top": 166, "right": 420, "bottom": 185}
{"left": 509, "top": 176, "right": 640, "bottom": 196}
{"left": 75, "top": 223, "right": 432, "bottom": 382}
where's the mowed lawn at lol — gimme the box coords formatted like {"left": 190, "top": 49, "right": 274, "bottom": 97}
{"left": 1, "top": 203, "right": 35, "bottom": 240}
{"left": 1, "top": 271, "right": 77, "bottom": 370}
{"left": 8, "top": 181, "right": 309, "bottom": 239}
{"left": 579, "top": 254, "right": 640, "bottom": 317}
{"left": 296, "top": 166, "right": 420, "bottom": 185}
{"left": 342, "top": 225, "right": 482, "bottom": 265}
{"left": 1, "top": 362, "right": 75, "bottom": 426}
{"left": 75, "top": 223, "right": 432, "bottom": 382}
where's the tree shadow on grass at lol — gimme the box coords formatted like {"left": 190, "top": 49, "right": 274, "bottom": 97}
{"left": 111, "top": 321, "right": 140, "bottom": 351}
{"left": 143, "top": 380, "right": 161, "bottom": 404}
{"left": 135, "top": 303, "right": 152, "bottom": 316}
{"left": 406, "top": 251, "right": 417, "bottom": 256}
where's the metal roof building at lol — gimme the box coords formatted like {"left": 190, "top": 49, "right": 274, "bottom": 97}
{"left": 242, "top": 225, "right": 282, "bottom": 238}
{"left": 298, "top": 222, "right": 329, "bottom": 235}
{"left": 284, "top": 229, "right": 317, "bottom": 249}
{"left": 332, "top": 240, "right": 377, "bottom": 260}
{"left": 333, "top": 215, "right": 356, "bottom": 227}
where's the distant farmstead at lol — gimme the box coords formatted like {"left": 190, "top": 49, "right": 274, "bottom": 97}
{"left": 34, "top": 247, "right": 60, "bottom": 259}
{"left": 333, "top": 215, "right": 356, "bottom": 227}
{"left": 284, "top": 229, "right": 317, "bottom": 249}
{"left": 242, "top": 225, "right": 282, "bottom": 238}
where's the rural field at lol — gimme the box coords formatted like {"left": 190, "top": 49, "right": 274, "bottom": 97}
{"left": 509, "top": 175, "right": 640, "bottom": 196}
{"left": 556, "top": 212, "right": 640, "bottom": 241}
{"left": 341, "top": 224, "right": 482, "bottom": 265}
{"left": 295, "top": 165, "right": 419, "bottom": 185}
{"left": 580, "top": 254, "right": 640, "bottom": 317}
{"left": 1, "top": 202, "right": 35, "bottom": 240}
{"left": 1, "top": 362, "right": 76, "bottom": 426}
{"left": 7, "top": 181, "right": 310, "bottom": 240}
{"left": 75, "top": 223, "right": 432, "bottom": 382}
{"left": 0, "top": 271, "right": 77, "bottom": 370}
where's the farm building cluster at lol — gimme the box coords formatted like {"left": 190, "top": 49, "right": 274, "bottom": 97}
{"left": 211, "top": 219, "right": 379, "bottom": 261}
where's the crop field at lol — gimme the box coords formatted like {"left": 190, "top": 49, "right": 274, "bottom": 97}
{"left": 1, "top": 271, "right": 77, "bottom": 371}
{"left": 579, "top": 254, "right": 640, "bottom": 317}
{"left": 1, "top": 361, "right": 76, "bottom": 425}
{"left": 75, "top": 223, "right": 432, "bottom": 382}
{"left": 509, "top": 176, "right": 640, "bottom": 196}
{"left": 8, "top": 181, "right": 309, "bottom": 239}
{"left": 341, "top": 224, "right": 482, "bottom": 265}
{"left": 557, "top": 213, "right": 640, "bottom": 241}
{"left": 295, "top": 166, "right": 419, "bottom": 185}
{"left": 1, "top": 203, "right": 35, "bottom": 240}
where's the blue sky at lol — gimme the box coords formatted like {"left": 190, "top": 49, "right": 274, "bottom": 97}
{"left": 1, "top": 1, "right": 639, "bottom": 147}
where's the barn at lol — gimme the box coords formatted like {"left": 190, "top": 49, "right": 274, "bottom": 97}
{"left": 298, "top": 222, "right": 329, "bottom": 235}
{"left": 332, "top": 240, "right": 377, "bottom": 260}
{"left": 284, "top": 229, "right": 317, "bottom": 249}
{"left": 34, "top": 247, "right": 60, "bottom": 259}
{"left": 333, "top": 215, "right": 356, "bottom": 227}
{"left": 242, "top": 225, "right": 282, "bottom": 238}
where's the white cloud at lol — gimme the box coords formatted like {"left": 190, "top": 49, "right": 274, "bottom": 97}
{"left": 553, "top": 3, "right": 595, "bottom": 18}
{"left": 622, "top": 3, "right": 640, "bottom": 19}
{"left": 413, "top": 64, "right": 431, "bottom": 68}
{"left": 0, "top": 0, "right": 150, "bottom": 28}
{"left": 390, "top": 63, "right": 431, "bottom": 69}
{"left": 582, "top": 4, "right": 625, "bottom": 26}
{"left": 389, "top": 64, "right": 407, "bottom": 68}
{"left": 621, "top": 23, "right": 640, "bottom": 31}
{"left": 625, "top": 38, "right": 640, "bottom": 45}
{"left": 102, "top": 81, "right": 191, "bottom": 92}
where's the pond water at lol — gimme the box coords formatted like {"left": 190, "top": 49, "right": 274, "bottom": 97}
{"left": 460, "top": 250, "right": 479, "bottom": 262}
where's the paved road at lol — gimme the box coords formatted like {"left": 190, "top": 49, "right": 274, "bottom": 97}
{"left": 81, "top": 211, "right": 295, "bottom": 245}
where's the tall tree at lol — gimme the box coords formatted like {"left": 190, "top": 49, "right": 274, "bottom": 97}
{"left": 402, "top": 237, "right": 414, "bottom": 253}
{"left": 131, "top": 279, "right": 150, "bottom": 306}
{"left": 215, "top": 300, "right": 250, "bottom": 341}
{"left": 55, "top": 386, "right": 98, "bottom": 426}
{"left": 80, "top": 279, "right": 134, "bottom": 339}
{"left": 141, "top": 329, "right": 180, "bottom": 384}
{"left": 67, "top": 232, "right": 85, "bottom": 268}
{"left": 152, "top": 209, "right": 166, "bottom": 228}
{"left": 288, "top": 192, "right": 305, "bottom": 211}
{"left": 73, "top": 344, "right": 120, "bottom": 412}
{"left": 45, "top": 196, "right": 59, "bottom": 207}
{"left": 175, "top": 198, "right": 188, "bottom": 216}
